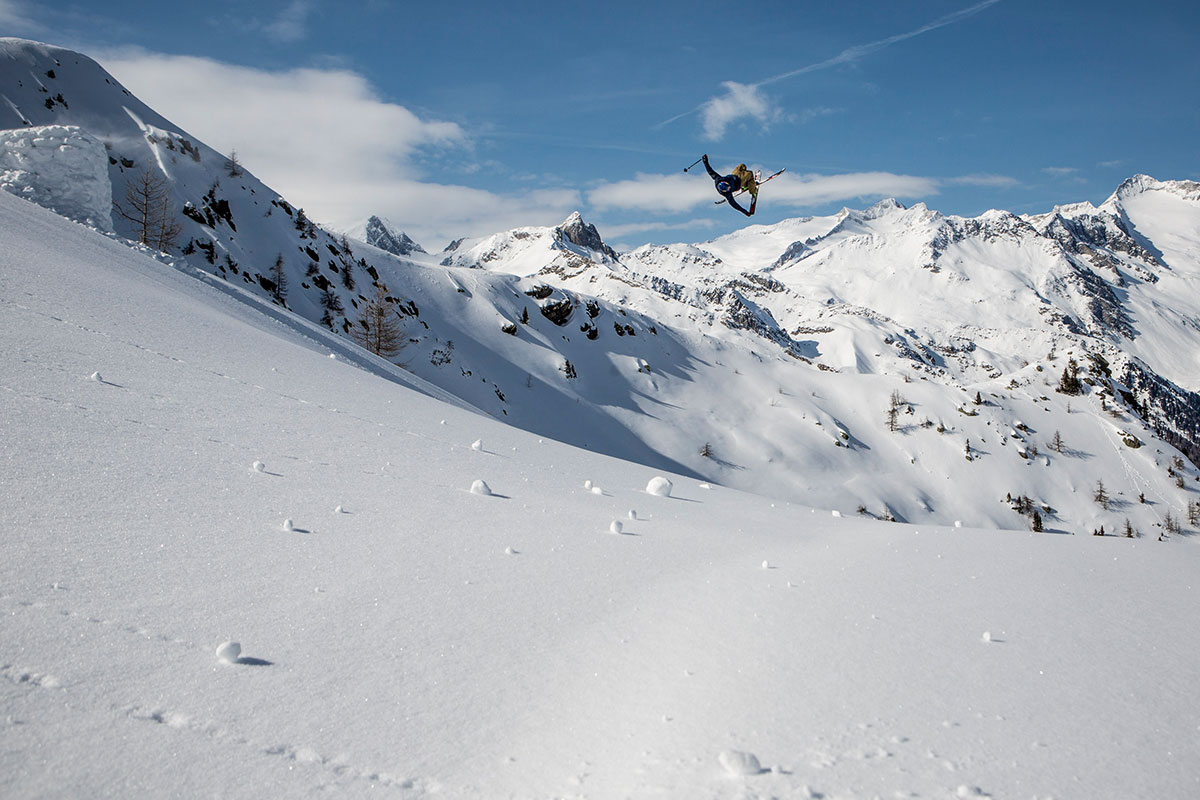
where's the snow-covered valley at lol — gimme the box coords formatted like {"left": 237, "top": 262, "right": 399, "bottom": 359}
{"left": 3, "top": 37, "right": 1200, "bottom": 798}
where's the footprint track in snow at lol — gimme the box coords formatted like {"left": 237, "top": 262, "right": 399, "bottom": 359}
{"left": 123, "top": 703, "right": 433, "bottom": 793}
{"left": 4, "top": 595, "right": 196, "bottom": 650}
{"left": 6, "top": 593, "right": 430, "bottom": 794}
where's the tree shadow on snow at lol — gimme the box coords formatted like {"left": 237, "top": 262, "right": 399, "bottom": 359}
{"left": 708, "top": 455, "right": 745, "bottom": 471}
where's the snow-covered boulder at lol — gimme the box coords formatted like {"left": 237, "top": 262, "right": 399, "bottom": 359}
{"left": 0, "top": 125, "right": 113, "bottom": 231}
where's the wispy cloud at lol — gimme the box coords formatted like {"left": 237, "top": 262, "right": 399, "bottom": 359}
{"left": 263, "top": 0, "right": 316, "bottom": 43}
{"left": 0, "top": 0, "right": 43, "bottom": 34}
{"left": 660, "top": 0, "right": 1004, "bottom": 140}
{"left": 1042, "top": 166, "right": 1087, "bottom": 184}
{"left": 757, "top": 0, "right": 1003, "bottom": 88}
{"left": 946, "top": 173, "right": 1020, "bottom": 188}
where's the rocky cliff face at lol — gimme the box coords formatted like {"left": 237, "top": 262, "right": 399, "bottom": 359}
{"left": 358, "top": 215, "right": 426, "bottom": 256}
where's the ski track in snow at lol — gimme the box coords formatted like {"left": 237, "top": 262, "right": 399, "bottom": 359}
{"left": 1087, "top": 394, "right": 1172, "bottom": 523}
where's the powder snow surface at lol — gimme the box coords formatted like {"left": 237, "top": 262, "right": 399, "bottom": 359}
{"left": 2, "top": 189, "right": 1199, "bottom": 798}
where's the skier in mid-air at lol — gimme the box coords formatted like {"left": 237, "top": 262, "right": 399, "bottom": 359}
{"left": 701, "top": 154, "right": 758, "bottom": 217}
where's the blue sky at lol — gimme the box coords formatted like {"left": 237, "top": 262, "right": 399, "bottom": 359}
{"left": 5, "top": 0, "right": 1198, "bottom": 250}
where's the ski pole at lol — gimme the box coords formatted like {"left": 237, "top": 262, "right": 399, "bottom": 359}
{"left": 684, "top": 156, "right": 703, "bottom": 173}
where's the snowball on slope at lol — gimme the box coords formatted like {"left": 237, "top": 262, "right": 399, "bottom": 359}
{"left": 0, "top": 125, "right": 113, "bottom": 232}
{"left": 215, "top": 641, "right": 241, "bottom": 664}
{"left": 646, "top": 476, "right": 673, "bottom": 497}
{"left": 718, "top": 749, "right": 763, "bottom": 776}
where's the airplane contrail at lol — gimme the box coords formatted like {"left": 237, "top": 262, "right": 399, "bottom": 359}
{"left": 654, "top": 0, "right": 1003, "bottom": 131}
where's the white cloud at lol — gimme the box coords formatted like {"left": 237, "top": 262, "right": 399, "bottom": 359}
{"left": 93, "top": 49, "right": 581, "bottom": 247}
{"left": 700, "top": 82, "right": 780, "bottom": 141}
{"left": 98, "top": 49, "right": 463, "bottom": 180}
{"left": 595, "top": 218, "right": 718, "bottom": 242}
{"left": 588, "top": 172, "right": 712, "bottom": 214}
{"left": 767, "top": 172, "right": 940, "bottom": 207}
{"left": 589, "top": 170, "right": 941, "bottom": 214}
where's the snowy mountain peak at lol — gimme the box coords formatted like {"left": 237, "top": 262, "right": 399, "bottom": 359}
{"left": 1114, "top": 173, "right": 1164, "bottom": 198}
{"left": 439, "top": 211, "right": 618, "bottom": 274}
{"left": 554, "top": 211, "right": 618, "bottom": 262}
{"left": 350, "top": 214, "right": 426, "bottom": 256}
{"left": 0, "top": 36, "right": 74, "bottom": 65}
{"left": 862, "top": 197, "right": 907, "bottom": 218}
{"left": 1109, "top": 174, "right": 1200, "bottom": 205}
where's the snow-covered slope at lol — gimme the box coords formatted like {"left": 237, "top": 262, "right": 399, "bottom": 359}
{"left": 5, "top": 171, "right": 1200, "bottom": 800}
{"left": 3, "top": 36, "right": 1199, "bottom": 541}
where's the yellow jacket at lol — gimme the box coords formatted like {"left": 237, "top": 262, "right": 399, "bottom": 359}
{"left": 732, "top": 164, "right": 758, "bottom": 195}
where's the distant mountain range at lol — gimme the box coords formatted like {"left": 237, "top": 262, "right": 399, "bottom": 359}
{"left": 3, "top": 36, "right": 1198, "bottom": 535}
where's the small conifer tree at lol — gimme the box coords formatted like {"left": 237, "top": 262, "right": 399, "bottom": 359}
{"left": 270, "top": 254, "right": 287, "bottom": 304}
{"left": 114, "top": 167, "right": 182, "bottom": 251}
{"left": 1057, "top": 358, "right": 1083, "bottom": 395}
{"left": 225, "top": 149, "right": 243, "bottom": 177}
{"left": 350, "top": 285, "right": 404, "bottom": 358}
{"left": 887, "top": 390, "right": 904, "bottom": 432}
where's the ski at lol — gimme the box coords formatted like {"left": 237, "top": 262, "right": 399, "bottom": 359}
{"left": 715, "top": 168, "right": 786, "bottom": 205}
